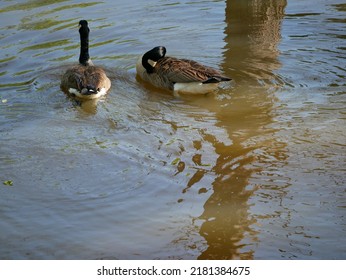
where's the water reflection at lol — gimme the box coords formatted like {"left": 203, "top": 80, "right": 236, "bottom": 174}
{"left": 223, "top": 0, "right": 287, "bottom": 87}
{"left": 195, "top": 0, "right": 287, "bottom": 259}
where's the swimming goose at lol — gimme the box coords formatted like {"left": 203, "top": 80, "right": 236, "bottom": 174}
{"left": 61, "top": 20, "right": 111, "bottom": 99}
{"left": 136, "top": 46, "right": 231, "bottom": 94}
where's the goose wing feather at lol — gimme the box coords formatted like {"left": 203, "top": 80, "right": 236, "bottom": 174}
{"left": 83, "top": 66, "right": 110, "bottom": 90}
{"left": 61, "top": 66, "right": 110, "bottom": 92}
{"left": 158, "top": 57, "right": 228, "bottom": 83}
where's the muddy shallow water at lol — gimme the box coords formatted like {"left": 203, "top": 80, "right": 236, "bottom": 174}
{"left": 0, "top": 0, "right": 345, "bottom": 259}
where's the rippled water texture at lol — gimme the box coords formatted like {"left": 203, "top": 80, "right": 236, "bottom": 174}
{"left": 0, "top": 0, "right": 345, "bottom": 259}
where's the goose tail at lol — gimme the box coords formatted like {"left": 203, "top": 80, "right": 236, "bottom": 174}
{"left": 203, "top": 76, "right": 232, "bottom": 84}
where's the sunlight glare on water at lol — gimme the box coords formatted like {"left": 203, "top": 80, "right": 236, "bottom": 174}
{"left": 0, "top": 0, "right": 345, "bottom": 260}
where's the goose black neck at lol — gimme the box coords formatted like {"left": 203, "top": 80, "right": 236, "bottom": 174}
{"left": 142, "top": 52, "right": 154, "bottom": 73}
{"left": 79, "top": 24, "right": 90, "bottom": 66}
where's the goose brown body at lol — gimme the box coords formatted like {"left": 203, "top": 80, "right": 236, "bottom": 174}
{"left": 61, "top": 65, "right": 111, "bottom": 99}
{"left": 136, "top": 46, "right": 231, "bottom": 94}
{"left": 60, "top": 20, "right": 111, "bottom": 100}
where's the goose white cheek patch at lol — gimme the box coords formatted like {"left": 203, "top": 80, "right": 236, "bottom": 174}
{"left": 148, "top": 59, "right": 157, "bottom": 67}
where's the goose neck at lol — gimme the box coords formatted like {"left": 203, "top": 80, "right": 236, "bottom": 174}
{"left": 79, "top": 27, "right": 91, "bottom": 66}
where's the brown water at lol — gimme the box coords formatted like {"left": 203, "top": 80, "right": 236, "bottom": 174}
{"left": 0, "top": 0, "right": 345, "bottom": 260}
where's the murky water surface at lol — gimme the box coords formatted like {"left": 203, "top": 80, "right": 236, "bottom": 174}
{"left": 0, "top": 0, "right": 345, "bottom": 259}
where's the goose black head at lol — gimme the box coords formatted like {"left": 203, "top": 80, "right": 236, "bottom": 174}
{"left": 142, "top": 46, "right": 166, "bottom": 73}
{"left": 79, "top": 20, "right": 89, "bottom": 34}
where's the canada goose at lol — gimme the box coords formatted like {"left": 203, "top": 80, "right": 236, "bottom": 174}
{"left": 136, "top": 46, "right": 231, "bottom": 94}
{"left": 61, "top": 20, "right": 111, "bottom": 99}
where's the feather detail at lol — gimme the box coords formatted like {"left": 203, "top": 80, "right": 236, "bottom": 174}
{"left": 61, "top": 66, "right": 110, "bottom": 99}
